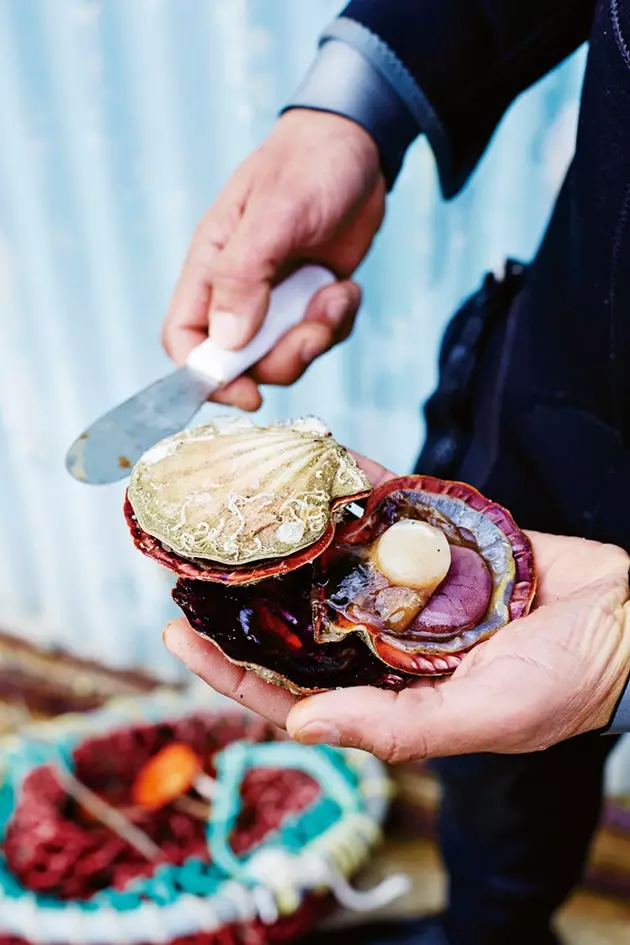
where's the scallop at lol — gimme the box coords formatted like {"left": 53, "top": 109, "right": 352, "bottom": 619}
{"left": 127, "top": 417, "right": 371, "bottom": 568}
{"left": 312, "top": 475, "right": 536, "bottom": 676}
{"left": 373, "top": 520, "right": 452, "bottom": 592}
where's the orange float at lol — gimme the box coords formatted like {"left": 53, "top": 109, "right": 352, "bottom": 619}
{"left": 132, "top": 742, "right": 202, "bottom": 811}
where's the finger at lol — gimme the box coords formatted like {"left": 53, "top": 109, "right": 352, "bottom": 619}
{"left": 249, "top": 280, "right": 360, "bottom": 386}
{"left": 349, "top": 453, "right": 397, "bottom": 488}
{"left": 163, "top": 619, "right": 296, "bottom": 729}
{"left": 162, "top": 274, "right": 214, "bottom": 365}
{"left": 525, "top": 531, "right": 630, "bottom": 603}
{"left": 250, "top": 322, "right": 336, "bottom": 387}
{"left": 208, "top": 197, "right": 301, "bottom": 350}
{"left": 162, "top": 324, "right": 208, "bottom": 366}
{"left": 163, "top": 164, "right": 254, "bottom": 363}
{"left": 286, "top": 684, "right": 443, "bottom": 762}
{"left": 209, "top": 375, "right": 263, "bottom": 412}
{"left": 303, "top": 280, "right": 362, "bottom": 342}
{"left": 286, "top": 668, "right": 538, "bottom": 762}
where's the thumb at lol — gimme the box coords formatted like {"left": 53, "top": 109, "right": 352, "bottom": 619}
{"left": 285, "top": 669, "right": 539, "bottom": 763}
{"left": 286, "top": 685, "right": 445, "bottom": 764}
{"left": 208, "top": 201, "right": 298, "bottom": 350}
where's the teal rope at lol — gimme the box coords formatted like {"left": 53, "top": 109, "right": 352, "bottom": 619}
{"left": 207, "top": 741, "right": 362, "bottom": 881}
{"left": 0, "top": 728, "right": 366, "bottom": 911}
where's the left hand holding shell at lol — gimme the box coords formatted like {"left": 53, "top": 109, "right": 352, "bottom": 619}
{"left": 164, "top": 455, "right": 630, "bottom": 759}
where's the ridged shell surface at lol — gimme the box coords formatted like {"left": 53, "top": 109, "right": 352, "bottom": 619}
{"left": 128, "top": 417, "right": 371, "bottom": 566}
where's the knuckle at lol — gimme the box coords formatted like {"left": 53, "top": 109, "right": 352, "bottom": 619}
{"left": 209, "top": 254, "right": 242, "bottom": 284}
{"left": 227, "top": 663, "right": 259, "bottom": 704}
{"left": 328, "top": 694, "right": 414, "bottom": 763}
{"left": 254, "top": 187, "right": 316, "bottom": 240}
{"left": 276, "top": 372, "right": 300, "bottom": 387}
{"left": 192, "top": 211, "right": 224, "bottom": 249}
{"left": 189, "top": 210, "right": 235, "bottom": 269}
{"left": 378, "top": 690, "right": 435, "bottom": 764}
{"left": 264, "top": 369, "right": 301, "bottom": 388}
{"left": 190, "top": 234, "right": 224, "bottom": 273}
{"left": 254, "top": 362, "right": 302, "bottom": 388}
{"left": 212, "top": 246, "right": 271, "bottom": 285}
{"left": 372, "top": 722, "right": 415, "bottom": 766}
{"left": 408, "top": 728, "right": 431, "bottom": 764}
{"left": 336, "top": 318, "right": 358, "bottom": 344}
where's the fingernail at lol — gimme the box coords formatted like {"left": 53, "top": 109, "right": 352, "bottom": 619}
{"left": 325, "top": 296, "right": 349, "bottom": 328}
{"left": 301, "top": 338, "right": 327, "bottom": 365}
{"left": 211, "top": 310, "right": 247, "bottom": 349}
{"left": 293, "top": 722, "right": 341, "bottom": 746}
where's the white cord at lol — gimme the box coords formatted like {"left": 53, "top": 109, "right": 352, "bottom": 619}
{"left": 328, "top": 867, "right": 413, "bottom": 912}
{"left": 245, "top": 849, "right": 412, "bottom": 918}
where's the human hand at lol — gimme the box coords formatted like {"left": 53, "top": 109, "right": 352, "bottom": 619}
{"left": 163, "top": 456, "right": 630, "bottom": 757}
{"left": 162, "top": 111, "right": 386, "bottom": 411}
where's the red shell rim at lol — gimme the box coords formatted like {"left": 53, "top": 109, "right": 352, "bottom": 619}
{"left": 124, "top": 488, "right": 371, "bottom": 585}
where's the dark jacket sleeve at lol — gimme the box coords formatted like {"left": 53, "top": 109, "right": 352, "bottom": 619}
{"left": 285, "top": 0, "right": 596, "bottom": 196}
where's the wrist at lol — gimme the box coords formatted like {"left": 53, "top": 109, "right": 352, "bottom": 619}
{"left": 276, "top": 108, "right": 381, "bottom": 167}
{"left": 282, "top": 35, "right": 420, "bottom": 189}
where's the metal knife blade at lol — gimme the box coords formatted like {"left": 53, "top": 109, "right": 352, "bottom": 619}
{"left": 65, "top": 367, "right": 216, "bottom": 485}
{"left": 65, "top": 265, "right": 336, "bottom": 485}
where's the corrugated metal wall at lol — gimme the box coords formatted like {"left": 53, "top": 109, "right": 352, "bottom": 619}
{"left": 0, "top": 0, "right": 628, "bottom": 787}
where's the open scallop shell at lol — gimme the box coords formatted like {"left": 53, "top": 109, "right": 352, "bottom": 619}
{"left": 125, "top": 419, "right": 535, "bottom": 689}
{"left": 312, "top": 476, "right": 536, "bottom": 676}
{"left": 126, "top": 417, "right": 371, "bottom": 581}
{"left": 172, "top": 476, "right": 535, "bottom": 691}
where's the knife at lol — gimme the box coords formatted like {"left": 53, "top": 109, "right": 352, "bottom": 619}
{"left": 65, "top": 265, "right": 336, "bottom": 485}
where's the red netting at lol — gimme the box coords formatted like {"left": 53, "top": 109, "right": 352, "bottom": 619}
{"left": 3, "top": 713, "right": 319, "bottom": 901}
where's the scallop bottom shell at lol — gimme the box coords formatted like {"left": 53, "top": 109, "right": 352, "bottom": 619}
{"left": 312, "top": 476, "right": 536, "bottom": 675}
{"left": 172, "top": 567, "right": 412, "bottom": 695}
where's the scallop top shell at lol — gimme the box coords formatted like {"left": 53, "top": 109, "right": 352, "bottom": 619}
{"left": 127, "top": 416, "right": 371, "bottom": 569}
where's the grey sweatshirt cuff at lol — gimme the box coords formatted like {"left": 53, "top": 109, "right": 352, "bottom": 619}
{"left": 282, "top": 18, "right": 444, "bottom": 189}
{"left": 607, "top": 671, "right": 630, "bottom": 734}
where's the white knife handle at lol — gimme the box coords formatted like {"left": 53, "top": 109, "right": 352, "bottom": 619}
{"left": 185, "top": 265, "right": 336, "bottom": 386}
